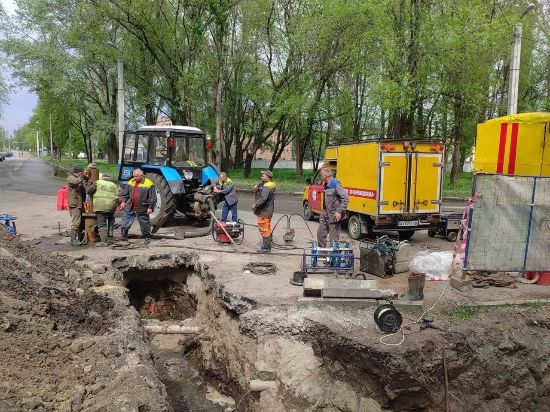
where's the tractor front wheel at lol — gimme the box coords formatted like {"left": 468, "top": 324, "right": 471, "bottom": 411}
{"left": 145, "top": 173, "right": 176, "bottom": 232}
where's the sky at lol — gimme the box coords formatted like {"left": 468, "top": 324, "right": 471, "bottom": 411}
{"left": 1, "top": 0, "right": 37, "bottom": 136}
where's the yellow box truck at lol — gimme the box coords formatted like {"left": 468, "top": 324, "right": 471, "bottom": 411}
{"left": 303, "top": 140, "right": 444, "bottom": 240}
{"left": 475, "top": 112, "right": 550, "bottom": 176}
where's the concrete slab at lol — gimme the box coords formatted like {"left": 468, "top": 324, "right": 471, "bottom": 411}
{"left": 298, "top": 297, "right": 424, "bottom": 310}
{"left": 450, "top": 274, "right": 473, "bottom": 292}
{"left": 321, "top": 288, "right": 397, "bottom": 299}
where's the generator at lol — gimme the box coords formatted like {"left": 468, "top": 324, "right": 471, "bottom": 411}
{"left": 301, "top": 241, "right": 354, "bottom": 274}
{"left": 212, "top": 220, "right": 244, "bottom": 245}
{"left": 0, "top": 215, "right": 17, "bottom": 235}
{"left": 359, "top": 236, "right": 410, "bottom": 278}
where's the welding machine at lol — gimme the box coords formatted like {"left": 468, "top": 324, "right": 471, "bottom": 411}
{"left": 212, "top": 220, "right": 244, "bottom": 245}
{"left": 301, "top": 241, "right": 354, "bottom": 274}
{"left": 0, "top": 215, "right": 17, "bottom": 235}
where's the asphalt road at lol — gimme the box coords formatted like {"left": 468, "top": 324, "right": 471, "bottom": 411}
{"left": 0, "top": 154, "right": 465, "bottom": 215}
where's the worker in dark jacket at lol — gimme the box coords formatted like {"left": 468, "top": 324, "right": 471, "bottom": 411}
{"left": 67, "top": 166, "right": 88, "bottom": 246}
{"left": 86, "top": 173, "right": 119, "bottom": 246}
{"left": 119, "top": 168, "right": 156, "bottom": 244}
{"left": 213, "top": 172, "right": 239, "bottom": 222}
{"left": 252, "top": 171, "right": 276, "bottom": 253}
{"left": 317, "top": 168, "right": 349, "bottom": 247}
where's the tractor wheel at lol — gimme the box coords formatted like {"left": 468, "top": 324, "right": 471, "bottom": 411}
{"left": 347, "top": 214, "right": 363, "bottom": 240}
{"left": 145, "top": 172, "right": 176, "bottom": 232}
{"left": 399, "top": 230, "right": 415, "bottom": 241}
{"left": 303, "top": 201, "right": 315, "bottom": 221}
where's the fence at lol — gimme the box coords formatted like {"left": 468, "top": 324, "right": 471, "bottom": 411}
{"left": 464, "top": 174, "right": 550, "bottom": 272}
{"left": 251, "top": 160, "right": 315, "bottom": 170}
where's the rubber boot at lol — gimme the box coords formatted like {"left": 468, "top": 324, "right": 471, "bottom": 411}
{"left": 402, "top": 273, "right": 425, "bottom": 301}
{"left": 256, "top": 236, "right": 268, "bottom": 253}
{"left": 107, "top": 223, "right": 114, "bottom": 238}
{"left": 70, "top": 229, "right": 78, "bottom": 246}
{"left": 143, "top": 237, "right": 150, "bottom": 245}
{"left": 96, "top": 228, "right": 109, "bottom": 247}
{"left": 119, "top": 228, "right": 129, "bottom": 243}
{"left": 257, "top": 235, "right": 272, "bottom": 254}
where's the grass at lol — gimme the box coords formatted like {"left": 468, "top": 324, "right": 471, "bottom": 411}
{"left": 452, "top": 306, "right": 487, "bottom": 321}
{"left": 442, "top": 171, "right": 473, "bottom": 198}
{"left": 43, "top": 156, "right": 474, "bottom": 198}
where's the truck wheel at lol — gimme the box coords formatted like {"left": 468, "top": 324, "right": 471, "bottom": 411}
{"left": 428, "top": 228, "right": 437, "bottom": 238}
{"left": 145, "top": 172, "right": 176, "bottom": 232}
{"left": 348, "top": 214, "right": 363, "bottom": 240}
{"left": 399, "top": 230, "right": 415, "bottom": 240}
{"left": 303, "top": 201, "right": 314, "bottom": 221}
{"left": 446, "top": 231, "right": 458, "bottom": 242}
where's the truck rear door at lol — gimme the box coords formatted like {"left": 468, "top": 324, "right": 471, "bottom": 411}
{"left": 379, "top": 153, "right": 408, "bottom": 214}
{"left": 410, "top": 153, "right": 443, "bottom": 213}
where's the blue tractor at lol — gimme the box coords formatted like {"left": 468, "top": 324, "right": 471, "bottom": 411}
{"left": 118, "top": 126, "right": 219, "bottom": 231}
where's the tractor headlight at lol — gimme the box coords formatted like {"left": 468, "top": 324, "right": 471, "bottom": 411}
{"left": 183, "top": 170, "right": 193, "bottom": 180}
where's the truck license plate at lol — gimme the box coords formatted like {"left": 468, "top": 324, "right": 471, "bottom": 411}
{"left": 398, "top": 220, "right": 419, "bottom": 227}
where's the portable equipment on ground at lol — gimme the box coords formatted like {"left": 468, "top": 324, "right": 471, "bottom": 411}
{"left": 301, "top": 241, "right": 354, "bottom": 274}
{"left": 118, "top": 126, "right": 219, "bottom": 231}
{"left": 303, "top": 139, "right": 444, "bottom": 240}
{"left": 0, "top": 215, "right": 17, "bottom": 235}
{"left": 428, "top": 213, "right": 462, "bottom": 242}
{"left": 359, "top": 236, "right": 409, "bottom": 278}
{"left": 374, "top": 304, "right": 403, "bottom": 333}
{"left": 212, "top": 220, "right": 245, "bottom": 245}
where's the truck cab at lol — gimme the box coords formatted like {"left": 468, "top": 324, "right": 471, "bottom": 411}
{"left": 118, "top": 126, "right": 219, "bottom": 229}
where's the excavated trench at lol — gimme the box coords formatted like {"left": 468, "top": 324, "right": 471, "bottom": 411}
{"left": 112, "top": 253, "right": 550, "bottom": 412}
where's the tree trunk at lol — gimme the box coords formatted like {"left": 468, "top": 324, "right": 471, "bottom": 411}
{"left": 243, "top": 152, "right": 254, "bottom": 179}
{"left": 107, "top": 132, "right": 118, "bottom": 163}
{"left": 215, "top": 75, "right": 224, "bottom": 170}
{"left": 450, "top": 99, "right": 463, "bottom": 185}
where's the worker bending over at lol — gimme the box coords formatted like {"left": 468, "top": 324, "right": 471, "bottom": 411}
{"left": 86, "top": 173, "right": 119, "bottom": 246}
{"left": 120, "top": 168, "right": 156, "bottom": 244}
{"left": 317, "top": 168, "right": 349, "bottom": 247}
{"left": 252, "top": 170, "right": 276, "bottom": 253}
{"left": 213, "top": 172, "right": 238, "bottom": 223}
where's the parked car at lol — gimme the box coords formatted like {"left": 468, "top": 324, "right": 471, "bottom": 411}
{"left": 77, "top": 152, "right": 87, "bottom": 159}
{"left": 5, "top": 151, "right": 13, "bottom": 157}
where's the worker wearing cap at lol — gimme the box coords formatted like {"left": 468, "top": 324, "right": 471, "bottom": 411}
{"left": 317, "top": 167, "right": 349, "bottom": 247}
{"left": 67, "top": 166, "right": 89, "bottom": 246}
{"left": 213, "top": 172, "right": 238, "bottom": 223}
{"left": 252, "top": 170, "right": 276, "bottom": 253}
{"left": 86, "top": 173, "right": 119, "bottom": 246}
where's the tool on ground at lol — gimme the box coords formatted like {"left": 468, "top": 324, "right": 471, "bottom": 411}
{"left": 428, "top": 212, "right": 462, "bottom": 242}
{"left": 212, "top": 219, "right": 245, "bottom": 245}
{"left": 208, "top": 211, "right": 237, "bottom": 246}
{"left": 243, "top": 262, "right": 277, "bottom": 275}
{"left": 0, "top": 215, "right": 17, "bottom": 235}
{"left": 374, "top": 304, "right": 402, "bottom": 333}
{"left": 359, "top": 236, "right": 409, "bottom": 278}
{"left": 301, "top": 241, "right": 354, "bottom": 274}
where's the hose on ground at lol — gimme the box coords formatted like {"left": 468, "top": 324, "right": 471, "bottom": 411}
{"left": 243, "top": 262, "right": 278, "bottom": 275}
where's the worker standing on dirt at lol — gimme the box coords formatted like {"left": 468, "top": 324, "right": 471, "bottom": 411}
{"left": 317, "top": 168, "right": 349, "bottom": 247}
{"left": 86, "top": 173, "right": 119, "bottom": 246}
{"left": 213, "top": 172, "right": 238, "bottom": 223}
{"left": 252, "top": 171, "right": 276, "bottom": 253}
{"left": 67, "top": 166, "right": 88, "bottom": 246}
{"left": 119, "top": 168, "right": 156, "bottom": 244}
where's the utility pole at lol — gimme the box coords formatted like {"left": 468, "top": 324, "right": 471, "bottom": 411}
{"left": 36, "top": 130, "right": 40, "bottom": 157}
{"left": 507, "top": 23, "right": 522, "bottom": 115}
{"left": 49, "top": 112, "right": 54, "bottom": 160}
{"left": 117, "top": 60, "right": 125, "bottom": 163}
{"left": 507, "top": 4, "right": 535, "bottom": 115}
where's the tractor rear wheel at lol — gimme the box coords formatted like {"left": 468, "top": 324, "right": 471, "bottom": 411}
{"left": 145, "top": 173, "right": 176, "bottom": 232}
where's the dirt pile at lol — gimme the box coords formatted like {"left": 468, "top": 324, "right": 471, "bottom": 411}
{"left": 0, "top": 227, "right": 169, "bottom": 411}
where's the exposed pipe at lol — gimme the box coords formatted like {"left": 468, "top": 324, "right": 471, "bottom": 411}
{"left": 249, "top": 380, "right": 278, "bottom": 392}
{"left": 180, "top": 197, "right": 215, "bottom": 238}
{"left": 143, "top": 324, "right": 200, "bottom": 334}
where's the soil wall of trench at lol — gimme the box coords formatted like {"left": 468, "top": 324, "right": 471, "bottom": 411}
{"left": 112, "top": 252, "right": 550, "bottom": 412}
